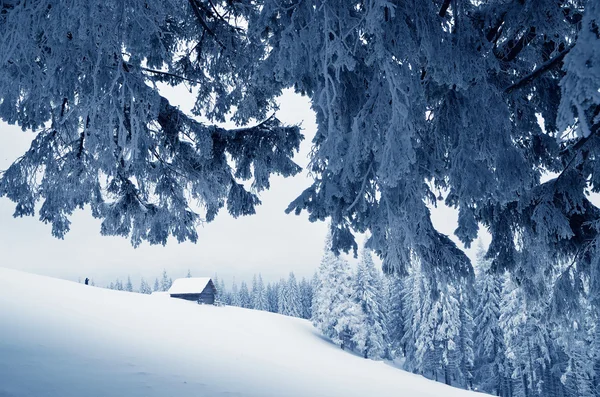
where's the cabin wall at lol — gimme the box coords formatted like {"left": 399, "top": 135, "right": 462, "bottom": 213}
{"left": 169, "top": 291, "right": 215, "bottom": 304}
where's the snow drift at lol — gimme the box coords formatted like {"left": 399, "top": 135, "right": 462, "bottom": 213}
{"left": 0, "top": 268, "right": 485, "bottom": 397}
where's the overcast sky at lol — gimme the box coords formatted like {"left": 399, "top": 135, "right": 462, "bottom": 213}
{"left": 0, "top": 88, "right": 487, "bottom": 288}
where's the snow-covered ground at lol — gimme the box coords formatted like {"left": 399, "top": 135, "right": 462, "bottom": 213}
{"left": 0, "top": 268, "right": 486, "bottom": 397}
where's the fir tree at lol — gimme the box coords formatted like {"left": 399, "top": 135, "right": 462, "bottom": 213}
{"left": 160, "top": 270, "right": 171, "bottom": 292}
{"left": 125, "top": 276, "right": 133, "bottom": 293}
{"left": 252, "top": 274, "right": 268, "bottom": 311}
{"left": 472, "top": 244, "right": 506, "bottom": 395}
{"left": 266, "top": 282, "right": 279, "bottom": 313}
{"left": 139, "top": 278, "right": 152, "bottom": 294}
{"left": 239, "top": 281, "right": 252, "bottom": 309}
{"left": 299, "top": 277, "right": 314, "bottom": 320}
{"left": 230, "top": 280, "right": 240, "bottom": 307}
{"left": 312, "top": 231, "right": 364, "bottom": 351}
{"left": 153, "top": 278, "right": 160, "bottom": 293}
{"left": 280, "top": 273, "right": 301, "bottom": 317}
{"left": 352, "top": 248, "right": 387, "bottom": 359}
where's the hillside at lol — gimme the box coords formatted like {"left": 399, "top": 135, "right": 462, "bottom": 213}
{"left": 0, "top": 268, "right": 486, "bottom": 397}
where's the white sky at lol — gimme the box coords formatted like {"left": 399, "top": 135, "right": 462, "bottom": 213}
{"left": 0, "top": 89, "right": 487, "bottom": 288}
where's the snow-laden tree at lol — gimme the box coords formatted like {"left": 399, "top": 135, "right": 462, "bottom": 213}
{"left": 239, "top": 281, "right": 252, "bottom": 309}
{"left": 230, "top": 280, "right": 240, "bottom": 307}
{"left": 266, "top": 282, "right": 279, "bottom": 313}
{"left": 299, "top": 276, "right": 314, "bottom": 320}
{"left": 456, "top": 287, "right": 475, "bottom": 390}
{"left": 0, "top": 0, "right": 302, "bottom": 247}
{"left": 312, "top": 232, "right": 364, "bottom": 351}
{"left": 499, "top": 277, "right": 551, "bottom": 397}
{"left": 1, "top": 1, "right": 599, "bottom": 302}
{"left": 279, "top": 272, "right": 301, "bottom": 317}
{"left": 139, "top": 278, "right": 152, "bottom": 294}
{"left": 153, "top": 278, "right": 160, "bottom": 293}
{"left": 252, "top": 274, "right": 268, "bottom": 311}
{"left": 352, "top": 248, "right": 387, "bottom": 359}
{"left": 472, "top": 245, "right": 507, "bottom": 395}
{"left": 125, "top": 276, "right": 134, "bottom": 292}
{"left": 160, "top": 270, "right": 172, "bottom": 292}
{"left": 186, "top": 269, "right": 192, "bottom": 278}
{"left": 385, "top": 272, "right": 405, "bottom": 360}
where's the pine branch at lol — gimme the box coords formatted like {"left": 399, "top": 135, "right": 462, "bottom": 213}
{"left": 188, "top": 0, "right": 227, "bottom": 50}
{"left": 140, "top": 66, "right": 202, "bottom": 85}
{"left": 505, "top": 44, "right": 573, "bottom": 94}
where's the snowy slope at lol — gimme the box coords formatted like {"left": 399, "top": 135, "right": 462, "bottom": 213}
{"left": 0, "top": 268, "right": 486, "bottom": 397}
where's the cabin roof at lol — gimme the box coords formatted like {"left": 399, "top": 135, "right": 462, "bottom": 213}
{"left": 168, "top": 277, "right": 213, "bottom": 295}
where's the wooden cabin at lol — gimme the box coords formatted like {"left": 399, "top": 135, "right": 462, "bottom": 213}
{"left": 168, "top": 277, "right": 216, "bottom": 304}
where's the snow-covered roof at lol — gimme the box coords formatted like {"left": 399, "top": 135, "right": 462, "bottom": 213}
{"left": 168, "top": 277, "right": 213, "bottom": 295}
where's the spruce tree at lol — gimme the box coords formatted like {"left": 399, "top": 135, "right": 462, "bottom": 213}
{"left": 139, "top": 278, "right": 152, "bottom": 294}
{"left": 299, "top": 277, "right": 314, "bottom": 320}
{"left": 160, "top": 270, "right": 171, "bottom": 292}
{"left": 312, "top": 231, "right": 364, "bottom": 351}
{"left": 252, "top": 274, "right": 268, "bottom": 311}
{"left": 352, "top": 248, "right": 387, "bottom": 359}
{"left": 239, "top": 281, "right": 252, "bottom": 309}
{"left": 125, "top": 276, "right": 133, "bottom": 293}
{"left": 472, "top": 245, "right": 506, "bottom": 395}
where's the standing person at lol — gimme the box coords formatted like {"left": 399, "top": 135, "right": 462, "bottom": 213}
{"left": 85, "top": 278, "right": 89, "bottom": 285}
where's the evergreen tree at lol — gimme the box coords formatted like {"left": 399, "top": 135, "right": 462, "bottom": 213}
{"left": 499, "top": 277, "right": 551, "bottom": 397}
{"left": 299, "top": 276, "right": 314, "bottom": 320}
{"left": 186, "top": 269, "right": 192, "bottom": 278}
{"left": 312, "top": 231, "right": 364, "bottom": 351}
{"left": 125, "top": 276, "right": 133, "bottom": 292}
{"left": 252, "top": 274, "right": 268, "bottom": 311}
{"left": 352, "top": 248, "right": 387, "bottom": 359}
{"left": 218, "top": 279, "right": 229, "bottom": 305}
{"left": 230, "top": 280, "right": 240, "bottom": 307}
{"left": 279, "top": 272, "right": 301, "bottom": 317}
{"left": 239, "top": 281, "right": 252, "bottom": 309}
{"left": 456, "top": 287, "right": 475, "bottom": 390}
{"left": 153, "top": 278, "right": 160, "bottom": 293}
{"left": 266, "top": 282, "right": 279, "bottom": 313}
{"left": 277, "top": 278, "right": 287, "bottom": 315}
{"left": 139, "top": 278, "right": 152, "bottom": 294}
{"left": 386, "top": 272, "right": 405, "bottom": 360}
{"left": 160, "top": 270, "right": 171, "bottom": 292}
{"left": 472, "top": 244, "right": 507, "bottom": 395}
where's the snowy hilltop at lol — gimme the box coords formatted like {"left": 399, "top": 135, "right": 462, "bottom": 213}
{"left": 0, "top": 267, "right": 486, "bottom": 397}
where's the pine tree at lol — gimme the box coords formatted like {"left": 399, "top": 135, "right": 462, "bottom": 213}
{"left": 239, "top": 281, "right": 252, "bottom": 309}
{"left": 457, "top": 287, "right": 475, "bottom": 390}
{"left": 125, "top": 276, "right": 133, "bottom": 292}
{"left": 386, "top": 272, "right": 405, "bottom": 359}
{"left": 139, "top": 278, "right": 152, "bottom": 294}
{"left": 499, "top": 277, "right": 551, "bottom": 397}
{"left": 312, "top": 231, "right": 364, "bottom": 351}
{"left": 252, "top": 274, "right": 268, "bottom": 311}
{"left": 266, "top": 282, "right": 279, "bottom": 313}
{"left": 352, "top": 248, "right": 387, "bottom": 359}
{"left": 218, "top": 279, "right": 228, "bottom": 305}
{"left": 299, "top": 277, "right": 314, "bottom": 319}
{"left": 153, "top": 278, "right": 160, "bottom": 293}
{"left": 186, "top": 269, "right": 192, "bottom": 278}
{"left": 160, "top": 270, "right": 171, "bottom": 292}
{"left": 279, "top": 272, "right": 301, "bottom": 317}
{"left": 472, "top": 244, "right": 507, "bottom": 395}
{"left": 277, "top": 278, "right": 287, "bottom": 315}
{"left": 231, "top": 280, "right": 240, "bottom": 307}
